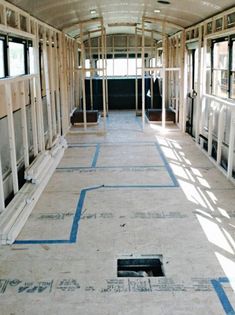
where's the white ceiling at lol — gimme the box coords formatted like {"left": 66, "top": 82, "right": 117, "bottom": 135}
{"left": 6, "top": 0, "right": 235, "bottom": 38}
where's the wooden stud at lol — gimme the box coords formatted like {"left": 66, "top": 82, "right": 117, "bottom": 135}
{"left": 180, "top": 30, "right": 186, "bottom": 132}
{"left": 217, "top": 106, "right": 225, "bottom": 166}
{"left": 30, "top": 78, "right": 39, "bottom": 156}
{"left": 80, "top": 24, "right": 87, "bottom": 129}
{"left": 4, "top": 84, "right": 19, "bottom": 194}
{"left": 208, "top": 105, "right": 213, "bottom": 156}
{"left": 105, "top": 29, "right": 108, "bottom": 115}
{"left": 54, "top": 32, "right": 62, "bottom": 135}
{"left": 162, "top": 31, "right": 167, "bottom": 129}
{"left": 88, "top": 33, "right": 93, "bottom": 110}
{"left": 141, "top": 18, "right": 145, "bottom": 129}
{"left": 135, "top": 27, "right": 138, "bottom": 114}
{"left": 42, "top": 30, "right": 53, "bottom": 147}
{"left": 48, "top": 30, "right": 57, "bottom": 137}
{"left": 195, "top": 26, "right": 203, "bottom": 143}
{"left": 19, "top": 81, "right": 29, "bottom": 167}
{"left": 101, "top": 24, "right": 107, "bottom": 130}
{"left": 58, "top": 33, "right": 69, "bottom": 135}
{"left": 150, "top": 31, "right": 154, "bottom": 109}
{"left": 227, "top": 111, "right": 235, "bottom": 179}
{"left": 33, "top": 23, "right": 45, "bottom": 152}
{"left": 0, "top": 155, "right": 5, "bottom": 213}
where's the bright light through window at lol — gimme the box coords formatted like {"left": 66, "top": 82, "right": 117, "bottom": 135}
{"left": 29, "top": 46, "right": 34, "bottom": 74}
{"left": 9, "top": 42, "right": 25, "bottom": 76}
{"left": 85, "top": 59, "right": 90, "bottom": 77}
{"left": 0, "top": 40, "right": 4, "bottom": 78}
{"left": 96, "top": 58, "right": 142, "bottom": 77}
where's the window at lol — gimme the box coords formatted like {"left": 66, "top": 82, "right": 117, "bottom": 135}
{"left": 9, "top": 40, "right": 26, "bottom": 76}
{"left": 97, "top": 57, "right": 142, "bottom": 77}
{"left": 231, "top": 39, "right": 235, "bottom": 99}
{"left": 0, "top": 39, "right": 5, "bottom": 78}
{"left": 29, "top": 44, "right": 34, "bottom": 74}
{"left": 128, "top": 58, "right": 142, "bottom": 76}
{"left": 212, "top": 39, "right": 229, "bottom": 98}
{"left": 0, "top": 35, "right": 32, "bottom": 78}
{"left": 85, "top": 59, "right": 90, "bottom": 77}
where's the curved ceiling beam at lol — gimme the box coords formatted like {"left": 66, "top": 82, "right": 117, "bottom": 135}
{"left": 143, "top": 16, "right": 184, "bottom": 30}
{"left": 63, "top": 17, "right": 103, "bottom": 33}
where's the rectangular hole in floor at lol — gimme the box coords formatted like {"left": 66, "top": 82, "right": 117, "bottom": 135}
{"left": 117, "top": 256, "right": 165, "bottom": 277}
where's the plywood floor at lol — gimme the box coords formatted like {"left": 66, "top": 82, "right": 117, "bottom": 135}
{"left": 0, "top": 111, "right": 235, "bottom": 315}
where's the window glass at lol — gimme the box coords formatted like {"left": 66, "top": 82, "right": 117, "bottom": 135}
{"left": 0, "top": 40, "right": 4, "bottom": 78}
{"left": 9, "top": 41, "right": 25, "bottom": 76}
{"left": 212, "top": 40, "right": 228, "bottom": 98}
{"left": 29, "top": 46, "right": 34, "bottom": 74}
{"left": 231, "top": 42, "right": 235, "bottom": 99}
{"left": 97, "top": 58, "right": 142, "bottom": 77}
{"left": 128, "top": 58, "right": 142, "bottom": 76}
{"left": 113, "top": 58, "right": 127, "bottom": 76}
{"left": 85, "top": 59, "right": 90, "bottom": 77}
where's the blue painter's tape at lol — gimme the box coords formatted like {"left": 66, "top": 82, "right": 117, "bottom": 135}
{"left": 104, "top": 184, "right": 177, "bottom": 189}
{"left": 14, "top": 141, "right": 179, "bottom": 245}
{"left": 56, "top": 165, "right": 166, "bottom": 171}
{"left": 155, "top": 141, "right": 179, "bottom": 187}
{"left": 69, "top": 189, "right": 86, "bottom": 243}
{"left": 14, "top": 239, "right": 70, "bottom": 244}
{"left": 211, "top": 278, "right": 235, "bottom": 315}
{"left": 14, "top": 185, "right": 105, "bottom": 245}
{"left": 91, "top": 144, "right": 100, "bottom": 168}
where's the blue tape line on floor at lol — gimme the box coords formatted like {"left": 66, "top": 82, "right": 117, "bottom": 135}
{"left": 14, "top": 142, "right": 179, "bottom": 245}
{"left": 211, "top": 278, "right": 235, "bottom": 315}
{"left": 14, "top": 240, "right": 70, "bottom": 244}
{"left": 91, "top": 144, "right": 100, "bottom": 168}
{"left": 57, "top": 165, "right": 166, "bottom": 170}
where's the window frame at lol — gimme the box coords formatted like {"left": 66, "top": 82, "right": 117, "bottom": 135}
{"left": 0, "top": 34, "right": 32, "bottom": 79}
{"left": 0, "top": 35, "right": 8, "bottom": 78}
{"left": 8, "top": 36, "right": 28, "bottom": 77}
{"left": 211, "top": 35, "right": 235, "bottom": 100}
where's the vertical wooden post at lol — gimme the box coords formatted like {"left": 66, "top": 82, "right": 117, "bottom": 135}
{"left": 88, "top": 33, "right": 93, "bottom": 110}
{"left": 101, "top": 21, "right": 106, "bottom": 130}
{"left": 135, "top": 27, "right": 138, "bottom": 114}
{"left": 48, "top": 30, "right": 57, "bottom": 136}
{"left": 80, "top": 23, "right": 87, "bottom": 129}
{"left": 217, "top": 106, "right": 225, "bottom": 166}
{"left": 71, "top": 40, "right": 76, "bottom": 110}
{"left": 150, "top": 31, "right": 154, "bottom": 109}
{"left": 30, "top": 78, "right": 39, "bottom": 156}
{"left": 162, "top": 24, "right": 167, "bottom": 129}
{"left": 175, "top": 36, "right": 180, "bottom": 124}
{"left": 0, "top": 155, "right": 5, "bottom": 213}
{"left": 180, "top": 30, "right": 186, "bottom": 132}
{"left": 19, "top": 81, "right": 29, "bottom": 167}
{"left": 195, "top": 26, "right": 202, "bottom": 143}
{"left": 59, "top": 33, "right": 69, "bottom": 135}
{"left": 42, "top": 30, "right": 53, "bottom": 147}
{"left": 208, "top": 105, "right": 213, "bottom": 156}
{"left": 227, "top": 111, "right": 235, "bottom": 179}
{"left": 112, "top": 35, "right": 115, "bottom": 76}
{"left": 141, "top": 18, "right": 145, "bottom": 129}
{"left": 54, "top": 32, "right": 62, "bottom": 135}
{"left": 105, "top": 29, "right": 108, "bottom": 115}
{"left": 5, "top": 84, "right": 19, "bottom": 194}
{"left": 33, "top": 23, "right": 45, "bottom": 152}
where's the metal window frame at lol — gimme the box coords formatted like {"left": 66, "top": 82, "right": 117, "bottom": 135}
{"left": 8, "top": 35, "right": 29, "bottom": 76}
{"left": 211, "top": 35, "right": 235, "bottom": 100}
